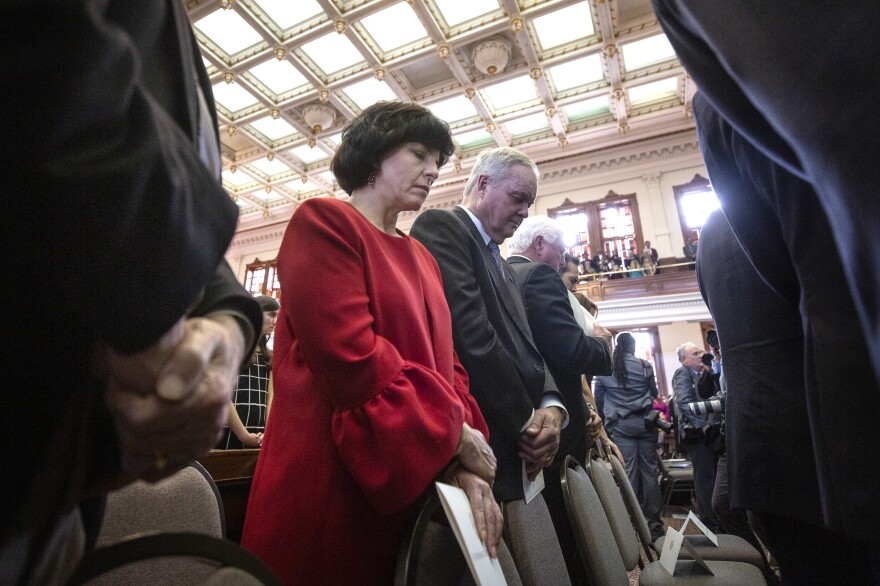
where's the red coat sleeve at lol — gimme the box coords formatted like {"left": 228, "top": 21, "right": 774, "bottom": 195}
{"left": 277, "top": 200, "right": 472, "bottom": 515}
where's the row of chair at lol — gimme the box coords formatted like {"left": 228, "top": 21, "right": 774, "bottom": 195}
{"left": 399, "top": 451, "right": 768, "bottom": 585}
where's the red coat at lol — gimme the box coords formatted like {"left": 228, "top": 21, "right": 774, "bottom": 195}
{"left": 242, "top": 198, "right": 487, "bottom": 585}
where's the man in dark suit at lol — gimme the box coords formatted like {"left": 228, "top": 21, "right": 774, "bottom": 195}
{"left": 410, "top": 147, "right": 567, "bottom": 506}
{"left": 505, "top": 215, "right": 613, "bottom": 582}
{"left": 691, "top": 94, "right": 879, "bottom": 580}
{"left": 672, "top": 343, "right": 722, "bottom": 533}
{"left": 651, "top": 0, "right": 880, "bottom": 387}
{"left": 1, "top": 2, "right": 262, "bottom": 583}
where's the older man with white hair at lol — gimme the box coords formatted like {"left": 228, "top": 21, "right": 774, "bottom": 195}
{"left": 506, "top": 215, "right": 614, "bottom": 583}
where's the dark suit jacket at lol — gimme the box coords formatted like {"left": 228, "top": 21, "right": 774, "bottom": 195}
{"left": 692, "top": 93, "right": 880, "bottom": 539}
{"left": 410, "top": 207, "right": 559, "bottom": 500}
{"left": 1, "top": 0, "right": 261, "bottom": 556}
{"left": 507, "top": 256, "right": 611, "bottom": 465}
{"left": 696, "top": 210, "right": 822, "bottom": 527}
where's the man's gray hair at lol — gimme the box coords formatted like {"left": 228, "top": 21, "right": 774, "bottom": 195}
{"left": 463, "top": 147, "right": 540, "bottom": 197}
{"left": 676, "top": 342, "right": 696, "bottom": 361}
{"left": 507, "top": 215, "right": 564, "bottom": 255}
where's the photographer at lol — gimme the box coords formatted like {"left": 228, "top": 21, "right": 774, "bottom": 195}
{"left": 593, "top": 332, "right": 666, "bottom": 541}
{"left": 672, "top": 342, "right": 723, "bottom": 533}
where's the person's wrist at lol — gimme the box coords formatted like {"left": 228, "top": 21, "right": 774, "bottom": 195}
{"left": 454, "top": 423, "right": 468, "bottom": 457}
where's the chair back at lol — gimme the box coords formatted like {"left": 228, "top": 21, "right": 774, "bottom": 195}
{"left": 396, "top": 491, "right": 522, "bottom": 586}
{"left": 69, "top": 532, "right": 280, "bottom": 586}
{"left": 503, "top": 494, "right": 571, "bottom": 586}
{"left": 607, "top": 453, "right": 656, "bottom": 561}
{"left": 559, "top": 457, "right": 628, "bottom": 586}
{"left": 91, "top": 462, "right": 226, "bottom": 585}
{"left": 587, "top": 457, "right": 642, "bottom": 571}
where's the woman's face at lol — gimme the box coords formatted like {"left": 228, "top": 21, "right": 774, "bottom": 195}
{"left": 262, "top": 310, "right": 278, "bottom": 337}
{"left": 373, "top": 142, "right": 441, "bottom": 212}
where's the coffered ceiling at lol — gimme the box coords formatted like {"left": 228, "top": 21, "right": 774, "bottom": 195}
{"left": 186, "top": 0, "right": 696, "bottom": 223}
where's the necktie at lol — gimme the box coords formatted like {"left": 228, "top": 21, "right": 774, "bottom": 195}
{"left": 487, "top": 241, "right": 504, "bottom": 277}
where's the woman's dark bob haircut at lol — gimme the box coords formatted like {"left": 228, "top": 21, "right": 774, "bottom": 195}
{"left": 331, "top": 101, "right": 454, "bottom": 195}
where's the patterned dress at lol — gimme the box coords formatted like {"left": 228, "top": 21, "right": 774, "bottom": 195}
{"left": 218, "top": 351, "right": 269, "bottom": 449}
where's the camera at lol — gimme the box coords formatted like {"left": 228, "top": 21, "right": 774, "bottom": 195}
{"left": 684, "top": 396, "right": 725, "bottom": 416}
{"left": 701, "top": 353, "right": 715, "bottom": 367}
{"left": 706, "top": 329, "right": 719, "bottom": 349}
{"left": 644, "top": 410, "right": 674, "bottom": 433}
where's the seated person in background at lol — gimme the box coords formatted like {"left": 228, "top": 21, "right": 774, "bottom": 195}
{"left": 218, "top": 295, "right": 280, "bottom": 449}
{"left": 683, "top": 237, "right": 698, "bottom": 268}
{"left": 608, "top": 259, "right": 626, "bottom": 279}
{"left": 629, "top": 258, "right": 644, "bottom": 278}
{"left": 242, "top": 102, "right": 500, "bottom": 585}
{"left": 642, "top": 256, "right": 657, "bottom": 276}
{"left": 593, "top": 333, "right": 666, "bottom": 541}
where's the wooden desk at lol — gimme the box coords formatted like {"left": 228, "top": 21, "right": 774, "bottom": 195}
{"left": 200, "top": 449, "right": 260, "bottom": 543}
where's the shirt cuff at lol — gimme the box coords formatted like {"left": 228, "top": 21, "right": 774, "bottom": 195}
{"left": 541, "top": 394, "right": 569, "bottom": 429}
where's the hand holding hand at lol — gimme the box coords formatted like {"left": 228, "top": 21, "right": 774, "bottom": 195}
{"left": 455, "top": 423, "right": 497, "bottom": 486}
{"left": 518, "top": 407, "right": 563, "bottom": 480}
{"left": 104, "top": 314, "right": 246, "bottom": 482}
{"left": 445, "top": 467, "right": 503, "bottom": 558}
{"left": 586, "top": 409, "right": 603, "bottom": 443}
{"left": 592, "top": 323, "right": 613, "bottom": 346}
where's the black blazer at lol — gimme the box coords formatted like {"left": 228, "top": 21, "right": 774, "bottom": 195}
{"left": 507, "top": 256, "right": 611, "bottom": 465}
{"left": 2, "top": 0, "right": 261, "bottom": 551}
{"left": 410, "top": 207, "right": 559, "bottom": 500}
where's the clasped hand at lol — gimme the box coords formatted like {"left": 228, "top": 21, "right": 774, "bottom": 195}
{"left": 99, "top": 314, "right": 245, "bottom": 483}
{"left": 518, "top": 407, "right": 563, "bottom": 480}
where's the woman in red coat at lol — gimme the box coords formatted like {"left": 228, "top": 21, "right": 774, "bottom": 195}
{"left": 242, "top": 102, "right": 501, "bottom": 584}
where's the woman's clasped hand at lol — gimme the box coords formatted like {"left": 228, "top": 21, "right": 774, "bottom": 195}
{"left": 443, "top": 423, "right": 503, "bottom": 557}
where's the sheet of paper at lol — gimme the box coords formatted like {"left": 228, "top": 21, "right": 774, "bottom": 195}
{"left": 521, "top": 462, "right": 545, "bottom": 504}
{"left": 680, "top": 536, "right": 714, "bottom": 575}
{"left": 435, "top": 482, "right": 507, "bottom": 586}
{"left": 658, "top": 526, "right": 684, "bottom": 575}
{"left": 679, "top": 510, "right": 719, "bottom": 546}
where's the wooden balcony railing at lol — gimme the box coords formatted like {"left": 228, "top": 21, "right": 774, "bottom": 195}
{"left": 577, "top": 261, "right": 698, "bottom": 301}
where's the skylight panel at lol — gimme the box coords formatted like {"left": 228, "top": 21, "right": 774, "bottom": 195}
{"left": 342, "top": 78, "right": 398, "bottom": 110}
{"left": 481, "top": 75, "right": 538, "bottom": 111}
{"left": 223, "top": 168, "right": 256, "bottom": 187}
{"left": 547, "top": 55, "right": 604, "bottom": 92}
{"left": 202, "top": 56, "right": 212, "bottom": 69}
{"left": 252, "top": 189, "right": 284, "bottom": 203}
{"left": 248, "top": 59, "right": 309, "bottom": 95}
{"left": 195, "top": 9, "right": 264, "bottom": 55}
{"left": 427, "top": 96, "right": 479, "bottom": 124}
{"left": 250, "top": 157, "right": 292, "bottom": 176}
{"left": 235, "top": 199, "right": 251, "bottom": 209}
{"left": 289, "top": 145, "right": 329, "bottom": 165}
{"left": 504, "top": 112, "right": 550, "bottom": 136}
{"left": 454, "top": 128, "right": 494, "bottom": 148}
{"left": 360, "top": 3, "right": 429, "bottom": 52}
{"left": 434, "top": 0, "right": 500, "bottom": 27}
{"left": 318, "top": 171, "right": 336, "bottom": 185}
{"left": 628, "top": 77, "right": 678, "bottom": 104}
{"left": 249, "top": 116, "right": 297, "bottom": 141}
{"left": 253, "top": 0, "right": 323, "bottom": 30}
{"left": 300, "top": 32, "right": 365, "bottom": 75}
{"left": 563, "top": 95, "right": 610, "bottom": 120}
{"left": 326, "top": 133, "right": 345, "bottom": 145}
{"left": 283, "top": 179, "right": 320, "bottom": 194}
{"left": 621, "top": 34, "right": 677, "bottom": 71}
{"left": 533, "top": 2, "right": 594, "bottom": 50}
{"left": 212, "top": 82, "right": 260, "bottom": 112}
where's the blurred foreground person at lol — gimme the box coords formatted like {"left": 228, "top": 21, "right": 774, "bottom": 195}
{"left": 242, "top": 102, "right": 499, "bottom": 585}
{"left": 1, "top": 2, "right": 261, "bottom": 584}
